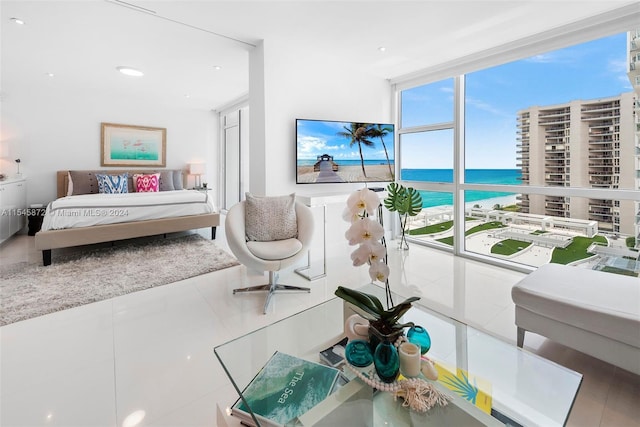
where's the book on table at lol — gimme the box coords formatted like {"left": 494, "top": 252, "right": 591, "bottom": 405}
{"left": 318, "top": 336, "right": 348, "bottom": 368}
{"left": 231, "top": 351, "right": 341, "bottom": 427}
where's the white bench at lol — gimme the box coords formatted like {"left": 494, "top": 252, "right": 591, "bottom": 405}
{"left": 511, "top": 263, "right": 640, "bottom": 375}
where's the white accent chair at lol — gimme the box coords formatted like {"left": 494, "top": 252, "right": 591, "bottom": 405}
{"left": 225, "top": 200, "right": 314, "bottom": 314}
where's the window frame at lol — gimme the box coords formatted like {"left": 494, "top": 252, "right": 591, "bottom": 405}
{"left": 392, "top": 6, "right": 640, "bottom": 272}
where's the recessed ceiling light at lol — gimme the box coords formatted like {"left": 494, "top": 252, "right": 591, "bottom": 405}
{"left": 213, "top": 66, "right": 222, "bottom": 70}
{"left": 378, "top": 47, "right": 387, "bottom": 52}
{"left": 116, "top": 66, "right": 144, "bottom": 77}
{"left": 45, "top": 73, "right": 54, "bottom": 77}
{"left": 10, "top": 17, "right": 25, "bottom": 25}
{"left": 184, "top": 94, "right": 191, "bottom": 98}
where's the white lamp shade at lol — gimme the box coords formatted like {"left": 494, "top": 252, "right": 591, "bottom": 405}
{"left": 189, "top": 163, "right": 206, "bottom": 175}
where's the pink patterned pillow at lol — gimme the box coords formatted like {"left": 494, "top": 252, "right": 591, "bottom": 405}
{"left": 133, "top": 173, "right": 160, "bottom": 192}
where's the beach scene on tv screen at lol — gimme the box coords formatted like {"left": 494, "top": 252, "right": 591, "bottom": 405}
{"left": 297, "top": 120, "right": 395, "bottom": 183}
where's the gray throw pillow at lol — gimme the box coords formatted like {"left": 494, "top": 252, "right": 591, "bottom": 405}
{"left": 245, "top": 193, "right": 297, "bottom": 242}
{"left": 68, "top": 170, "right": 103, "bottom": 195}
{"left": 173, "top": 170, "right": 184, "bottom": 190}
{"left": 158, "top": 170, "right": 175, "bottom": 191}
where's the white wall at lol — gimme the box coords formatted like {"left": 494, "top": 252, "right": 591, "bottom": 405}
{"left": 250, "top": 37, "right": 394, "bottom": 257}
{"left": 251, "top": 36, "right": 393, "bottom": 196}
{"left": 1, "top": 82, "right": 217, "bottom": 206}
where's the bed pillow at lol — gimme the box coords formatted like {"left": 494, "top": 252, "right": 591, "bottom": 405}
{"left": 245, "top": 193, "right": 297, "bottom": 242}
{"left": 96, "top": 173, "right": 128, "bottom": 194}
{"left": 68, "top": 171, "right": 102, "bottom": 195}
{"left": 173, "top": 170, "right": 184, "bottom": 190}
{"left": 133, "top": 173, "right": 160, "bottom": 192}
{"left": 67, "top": 171, "right": 74, "bottom": 196}
{"left": 158, "top": 170, "right": 175, "bottom": 191}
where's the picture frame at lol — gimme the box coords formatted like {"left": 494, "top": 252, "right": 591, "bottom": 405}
{"left": 101, "top": 122, "right": 166, "bottom": 167}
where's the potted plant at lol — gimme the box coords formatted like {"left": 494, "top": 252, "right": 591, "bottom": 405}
{"left": 340, "top": 188, "right": 426, "bottom": 385}
{"left": 383, "top": 183, "right": 423, "bottom": 250}
{"left": 335, "top": 286, "right": 419, "bottom": 346}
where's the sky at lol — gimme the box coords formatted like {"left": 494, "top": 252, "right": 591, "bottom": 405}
{"left": 296, "top": 119, "right": 395, "bottom": 162}
{"left": 400, "top": 32, "right": 632, "bottom": 169}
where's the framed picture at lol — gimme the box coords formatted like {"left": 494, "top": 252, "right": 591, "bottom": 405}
{"left": 101, "top": 122, "right": 166, "bottom": 167}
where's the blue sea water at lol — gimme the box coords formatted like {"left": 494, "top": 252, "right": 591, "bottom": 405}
{"left": 400, "top": 169, "right": 522, "bottom": 208}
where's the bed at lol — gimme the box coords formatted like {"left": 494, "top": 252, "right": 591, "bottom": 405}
{"left": 35, "top": 170, "right": 219, "bottom": 266}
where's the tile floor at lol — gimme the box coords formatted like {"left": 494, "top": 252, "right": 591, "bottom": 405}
{"left": 0, "top": 215, "right": 638, "bottom": 427}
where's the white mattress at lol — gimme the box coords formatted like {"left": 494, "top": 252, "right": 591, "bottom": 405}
{"left": 41, "top": 190, "right": 215, "bottom": 231}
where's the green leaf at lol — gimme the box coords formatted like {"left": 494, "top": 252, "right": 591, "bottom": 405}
{"left": 384, "top": 183, "right": 422, "bottom": 217}
{"left": 383, "top": 182, "right": 402, "bottom": 212}
{"left": 379, "top": 296, "right": 420, "bottom": 324}
{"left": 391, "top": 321, "right": 415, "bottom": 330}
{"left": 334, "top": 286, "right": 384, "bottom": 320}
{"left": 405, "top": 188, "right": 423, "bottom": 217}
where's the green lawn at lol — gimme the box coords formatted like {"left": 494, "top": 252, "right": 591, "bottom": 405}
{"left": 626, "top": 236, "right": 637, "bottom": 249}
{"left": 499, "top": 204, "right": 520, "bottom": 212}
{"left": 436, "top": 236, "right": 454, "bottom": 246}
{"left": 434, "top": 221, "right": 506, "bottom": 246}
{"left": 465, "top": 221, "right": 506, "bottom": 235}
{"left": 491, "top": 239, "right": 531, "bottom": 256}
{"left": 409, "top": 220, "right": 453, "bottom": 236}
{"left": 550, "top": 235, "right": 607, "bottom": 264}
{"left": 408, "top": 217, "right": 476, "bottom": 236}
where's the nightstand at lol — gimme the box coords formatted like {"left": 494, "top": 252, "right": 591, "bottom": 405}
{"left": 192, "top": 187, "right": 212, "bottom": 193}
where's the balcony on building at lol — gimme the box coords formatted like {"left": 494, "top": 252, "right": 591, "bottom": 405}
{"left": 581, "top": 113, "right": 619, "bottom": 121}
{"left": 545, "top": 148, "right": 566, "bottom": 155}
{"left": 589, "top": 199, "right": 613, "bottom": 208}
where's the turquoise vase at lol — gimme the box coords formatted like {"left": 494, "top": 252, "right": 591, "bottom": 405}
{"left": 368, "top": 325, "right": 403, "bottom": 354}
{"left": 373, "top": 341, "right": 400, "bottom": 383}
{"left": 345, "top": 339, "right": 373, "bottom": 367}
{"left": 407, "top": 325, "right": 431, "bottom": 355}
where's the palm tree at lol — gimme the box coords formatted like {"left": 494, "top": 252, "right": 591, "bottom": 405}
{"left": 337, "top": 122, "right": 375, "bottom": 178}
{"left": 367, "top": 124, "right": 394, "bottom": 179}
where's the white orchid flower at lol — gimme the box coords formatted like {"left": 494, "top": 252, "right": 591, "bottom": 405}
{"left": 342, "top": 206, "right": 362, "bottom": 223}
{"left": 350, "top": 241, "right": 386, "bottom": 266}
{"left": 369, "top": 260, "right": 390, "bottom": 283}
{"left": 346, "top": 188, "right": 380, "bottom": 217}
{"left": 345, "top": 217, "right": 384, "bottom": 246}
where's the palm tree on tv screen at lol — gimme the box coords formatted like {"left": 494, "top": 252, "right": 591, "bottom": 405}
{"left": 368, "top": 124, "right": 394, "bottom": 180}
{"left": 336, "top": 122, "right": 375, "bottom": 178}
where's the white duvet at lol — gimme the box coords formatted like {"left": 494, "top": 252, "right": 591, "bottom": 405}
{"left": 41, "top": 190, "right": 215, "bottom": 231}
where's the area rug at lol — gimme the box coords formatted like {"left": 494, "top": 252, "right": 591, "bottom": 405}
{"left": 0, "top": 234, "right": 239, "bottom": 326}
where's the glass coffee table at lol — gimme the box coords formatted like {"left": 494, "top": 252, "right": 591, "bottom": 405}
{"left": 215, "top": 284, "right": 582, "bottom": 426}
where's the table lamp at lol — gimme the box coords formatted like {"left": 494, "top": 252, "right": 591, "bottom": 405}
{"left": 189, "top": 163, "right": 205, "bottom": 188}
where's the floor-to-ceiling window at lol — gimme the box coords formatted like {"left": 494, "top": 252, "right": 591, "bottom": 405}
{"left": 395, "top": 22, "right": 640, "bottom": 277}
{"left": 398, "top": 79, "right": 458, "bottom": 249}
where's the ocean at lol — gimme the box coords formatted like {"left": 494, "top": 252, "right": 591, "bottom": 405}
{"left": 401, "top": 169, "right": 522, "bottom": 208}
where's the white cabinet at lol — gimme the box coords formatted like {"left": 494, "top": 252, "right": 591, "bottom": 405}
{"left": 0, "top": 178, "right": 27, "bottom": 244}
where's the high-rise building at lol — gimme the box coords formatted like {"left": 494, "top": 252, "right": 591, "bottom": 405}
{"left": 627, "top": 29, "right": 640, "bottom": 248}
{"left": 516, "top": 91, "right": 636, "bottom": 235}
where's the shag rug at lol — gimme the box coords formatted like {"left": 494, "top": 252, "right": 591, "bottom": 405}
{"left": 0, "top": 234, "right": 239, "bottom": 326}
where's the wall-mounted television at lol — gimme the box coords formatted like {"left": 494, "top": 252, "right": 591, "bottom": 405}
{"left": 296, "top": 119, "right": 395, "bottom": 184}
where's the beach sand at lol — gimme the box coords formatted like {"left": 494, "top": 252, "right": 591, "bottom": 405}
{"left": 417, "top": 194, "right": 519, "bottom": 215}
{"left": 297, "top": 164, "right": 394, "bottom": 183}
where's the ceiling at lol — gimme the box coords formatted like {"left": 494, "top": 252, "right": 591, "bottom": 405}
{"left": 1, "top": 0, "right": 636, "bottom": 111}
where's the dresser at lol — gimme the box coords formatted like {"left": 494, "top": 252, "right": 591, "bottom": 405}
{"left": 0, "top": 177, "right": 27, "bottom": 244}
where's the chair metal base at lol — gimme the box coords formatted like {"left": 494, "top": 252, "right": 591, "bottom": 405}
{"left": 233, "top": 271, "right": 310, "bottom": 314}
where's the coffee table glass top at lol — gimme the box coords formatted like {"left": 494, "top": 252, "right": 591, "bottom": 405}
{"left": 214, "top": 284, "right": 582, "bottom": 426}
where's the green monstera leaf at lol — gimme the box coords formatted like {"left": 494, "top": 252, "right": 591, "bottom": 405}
{"left": 384, "top": 183, "right": 423, "bottom": 217}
